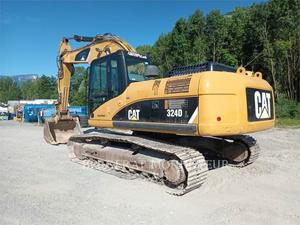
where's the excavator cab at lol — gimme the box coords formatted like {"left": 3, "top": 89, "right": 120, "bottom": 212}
{"left": 88, "top": 50, "right": 152, "bottom": 115}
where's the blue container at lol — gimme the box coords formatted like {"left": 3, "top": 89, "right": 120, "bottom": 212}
{"left": 69, "top": 106, "right": 88, "bottom": 116}
{"left": 23, "top": 104, "right": 55, "bottom": 122}
{"left": 43, "top": 105, "right": 88, "bottom": 121}
{"left": 43, "top": 107, "right": 56, "bottom": 120}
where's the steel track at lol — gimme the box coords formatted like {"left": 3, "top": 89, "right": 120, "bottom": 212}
{"left": 68, "top": 131, "right": 208, "bottom": 195}
{"left": 227, "top": 135, "right": 260, "bottom": 167}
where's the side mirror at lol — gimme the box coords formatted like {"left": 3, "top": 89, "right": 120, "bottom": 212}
{"left": 145, "top": 65, "right": 160, "bottom": 79}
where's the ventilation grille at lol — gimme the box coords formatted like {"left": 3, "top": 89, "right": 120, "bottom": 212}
{"left": 166, "top": 62, "right": 236, "bottom": 77}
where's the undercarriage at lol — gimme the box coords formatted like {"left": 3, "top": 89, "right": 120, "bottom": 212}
{"left": 67, "top": 129, "right": 259, "bottom": 195}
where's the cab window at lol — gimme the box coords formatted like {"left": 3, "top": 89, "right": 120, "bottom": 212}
{"left": 126, "top": 56, "right": 147, "bottom": 82}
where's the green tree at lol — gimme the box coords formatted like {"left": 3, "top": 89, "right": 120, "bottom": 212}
{"left": 36, "top": 75, "right": 57, "bottom": 99}
{"left": 20, "top": 76, "right": 57, "bottom": 100}
{"left": 136, "top": 45, "right": 153, "bottom": 57}
{"left": 170, "top": 18, "right": 190, "bottom": 66}
{"left": 0, "top": 77, "right": 21, "bottom": 102}
{"left": 242, "top": 0, "right": 300, "bottom": 101}
{"left": 69, "top": 66, "right": 88, "bottom": 105}
{"left": 226, "top": 7, "right": 250, "bottom": 66}
{"left": 20, "top": 79, "right": 38, "bottom": 100}
{"left": 186, "top": 10, "right": 207, "bottom": 63}
{"left": 205, "top": 10, "right": 236, "bottom": 65}
{"left": 151, "top": 33, "right": 173, "bottom": 74}
{"left": 268, "top": 0, "right": 300, "bottom": 101}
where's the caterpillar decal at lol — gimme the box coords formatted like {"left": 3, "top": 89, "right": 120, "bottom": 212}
{"left": 246, "top": 88, "right": 274, "bottom": 121}
{"left": 128, "top": 109, "right": 140, "bottom": 121}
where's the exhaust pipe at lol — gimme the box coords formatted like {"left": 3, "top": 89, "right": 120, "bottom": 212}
{"left": 44, "top": 117, "right": 82, "bottom": 145}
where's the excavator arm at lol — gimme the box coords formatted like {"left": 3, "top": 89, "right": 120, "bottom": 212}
{"left": 44, "top": 34, "right": 136, "bottom": 144}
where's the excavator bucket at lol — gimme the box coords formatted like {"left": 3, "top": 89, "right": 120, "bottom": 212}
{"left": 44, "top": 117, "right": 82, "bottom": 145}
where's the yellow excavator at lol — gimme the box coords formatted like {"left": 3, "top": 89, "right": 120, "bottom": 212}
{"left": 44, "top": 33, "right": 275, "bottom": 195}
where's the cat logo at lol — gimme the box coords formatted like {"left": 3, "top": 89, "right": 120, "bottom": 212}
{"left": 128, "top": 109, "right": 140, "bottom": 121}
{"left": 254, "top": 91, "right": 271, "bottom": 119}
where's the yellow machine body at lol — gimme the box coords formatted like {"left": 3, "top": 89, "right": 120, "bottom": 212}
{"left": 89, "top": 70, "right": 275, "bottom": 136}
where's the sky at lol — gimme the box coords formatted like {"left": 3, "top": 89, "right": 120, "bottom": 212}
{"left": 0, "top": 0, "right": 265, "bottom": 76}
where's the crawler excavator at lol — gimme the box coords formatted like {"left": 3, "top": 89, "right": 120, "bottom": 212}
{"left": 44, "top": 34, "right": 275, "bottom": 195}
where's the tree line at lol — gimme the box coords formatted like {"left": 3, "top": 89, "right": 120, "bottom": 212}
{"left": 137, "top": 0, "right": 300, "bottom": 102}
{"left": 0, "top": 75, "right": 57, "bottom": 103}
{"left": 0, "top": 68, "right": 87, "bottom": 106}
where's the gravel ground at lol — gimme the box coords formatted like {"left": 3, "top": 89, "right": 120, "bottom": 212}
{"left": 0, "top": 120, "right": 299, "bottom": 225}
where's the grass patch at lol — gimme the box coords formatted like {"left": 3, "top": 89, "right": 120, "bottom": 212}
{"left": 275, "top": 118, "right": 300, "bottom": 128}
{"left": 275, "top": 96, "right": 300, "bottom": 128}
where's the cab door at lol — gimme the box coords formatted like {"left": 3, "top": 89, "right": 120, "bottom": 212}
{"left": 88, "top": 52, "right": 126, "bottom": 115}
{"left": 88, "top": 56, "right": 109, "bottom": 114}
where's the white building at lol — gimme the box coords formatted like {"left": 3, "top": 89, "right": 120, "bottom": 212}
{"left": 19, "top": 99, "right": 56, "bottom": 105}
{"left": 0, "top": 106, "right": 8, "bottom": 113}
